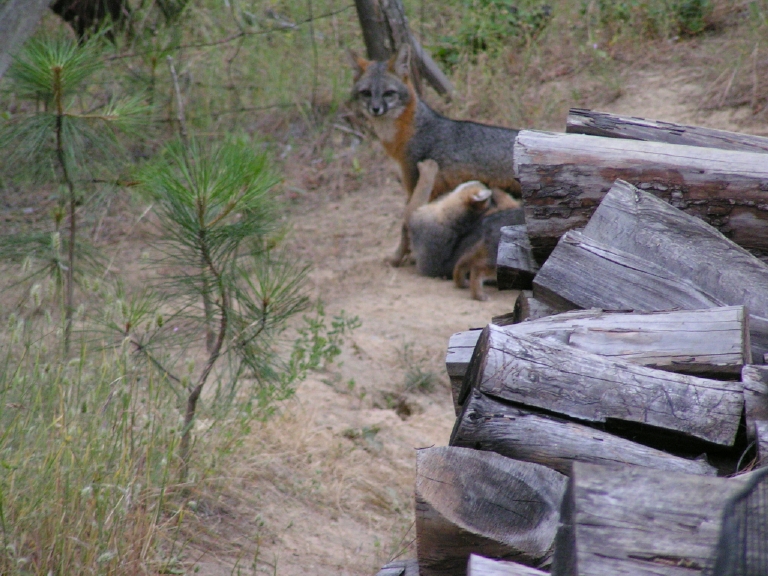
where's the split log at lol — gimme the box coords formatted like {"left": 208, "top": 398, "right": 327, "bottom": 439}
{"left": 460, "top": 325, "right": 744, "bottom": 446}
{"left": 451, "top": 307, "right": 749, "bottom": 387}
{"left": 496, "top": 225, "right": 538, "bottom": 290}
{"left": 534, "top": 180, "right": 768, "bottom": 360}
{"left": 467, "top": 554, "right": 548, "bottom": 576}
{"left": 446, "top": 329, "right": 483, "bottom": 414}
{"left": 513, "top": 130, "right": 768, "bottom": 261}
{"left": 376, "top": 559, "right": 420, "bottom": 576}
{"left": 451, "top": 390, "right": 717, "bottom": 476}
{"left": 552, "top": 462, "right": 755, "bottom": 576}
{"left": 756, "top": 421, "right": 768, "bottom": 468}
{"left": 511, "top": 290, "right": 564, "bottom": 324}
{"left": 566, "top": 108, "right": 768, "bottom": 153}
{"left": 416, "top": 446, "right": 566, "bottom": 576}
{"left": 742, "top": 365, "right": 768, "bottom": 443}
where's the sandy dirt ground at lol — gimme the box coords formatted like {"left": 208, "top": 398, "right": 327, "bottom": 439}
{"left": 186, "top": 62, "right": 768, "bottom": 576}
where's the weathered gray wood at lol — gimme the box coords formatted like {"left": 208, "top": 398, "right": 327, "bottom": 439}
{"left": 376, "top": 559, "right": 420, "bottom": 576}
{"left": 533, "top": 229, "right": 721, "bottom": 311}
{"left": 460, "top": 325, "right": 744, "bottom": 446}
{"left": 512, "top": 290, "right": 564, "bottom": 324}
{"left": 742, "top": 365, "right": 768, "bottom": 444}
{"left": 416, "top": 447, "right": 566, "bottom": 576}
{"left": 586, "top": 180, "right": 768, "bottom": 360}
{"left": 566, "top": 108, "right": 768, "bottom": 153}
{"left": 513, "top": 131, "right": 768, "bottom": 261}
{"left": 446, "top": 329, "right": 483, "bottom": 415}
{"left": 451, "top": 390, "right": 717, "bottom": 476}
{"left": 467, "top": 554, "right": 548, "bottom": 576}
{"left": 552, "top": 462, "right": 755, "bottom": 576}
{"left": 534, "top": 180, "right": 768, "bottom": 361}
{"left": 756, "top": 421, "right": 768, "bottom": 469}
{"left": 497, "top": 225, "right": 538, "bottom": 290}
{"left": 451, "top": 308, "right": 749, "bottom": 390}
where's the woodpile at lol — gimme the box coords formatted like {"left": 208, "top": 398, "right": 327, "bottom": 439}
{"left": 375, "top": 111, "right": 768, "bottom": 576}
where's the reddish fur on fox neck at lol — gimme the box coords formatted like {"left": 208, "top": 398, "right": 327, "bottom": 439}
{"left": 381, "top": 81, "right": 417, "bottom": 186}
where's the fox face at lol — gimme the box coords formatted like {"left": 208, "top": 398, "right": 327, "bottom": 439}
{"left": 350, "top": 46, "right": 413, "bottom": 121}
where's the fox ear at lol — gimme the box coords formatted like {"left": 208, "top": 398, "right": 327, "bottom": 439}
{"left": 349, "top": 49, "right": 369, "bottom": 81}
{"left": 390, "top": 43, "right": 411, "bottom": 80}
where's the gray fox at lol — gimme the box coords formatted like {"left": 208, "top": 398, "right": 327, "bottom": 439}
{"left": 350, "top": 44, "right": 521, "bottom": 266}
{"left": 408, "top": 160, "right": 523, "bottom": 300}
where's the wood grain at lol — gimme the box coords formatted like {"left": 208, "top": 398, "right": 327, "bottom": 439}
{"left": 450, "top": 390, "right": 717, "bottom": 476}
{"left": 460, "top": 325, "right": 744, "bottom": 446}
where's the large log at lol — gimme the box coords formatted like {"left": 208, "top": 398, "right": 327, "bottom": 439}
{"left": 512, "top": 131, "right": 768, "bottom": 261}
{"left": 451, "top": 390, "right": 717, "bottom": 476}
{"left": 566, "top": 108, "right": 768, "bottom": 153}
{"left": 496, "top": 225, "right": 538, "bottom": 290}
{"left": 450, "top": 307, "right": 749, "bottom": 384}
{"left": 534, "top": 180, "right": 768, "bottom": 360}
{"left": 467, "top": 554, "right": 548, "bottom": 576}
{"left": 460, "top": 325, "right": 744, "bottom": 446}
{"left": 552, "top": 462, "right": 755, "bottom": 576}
{"left": 416, "top": 447, "right": 566, "bottom": 576}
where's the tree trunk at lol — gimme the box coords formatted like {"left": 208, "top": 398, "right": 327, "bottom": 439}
{"left": 416, "top": 447, "right": 566, "bottom": 576}
{"left": 0, "top": 0, "right": 52, "bottom": 79}
{"left": 467, "top": 555, "right": 548, "bottom": 576}
{"left": 451, "top": 390, "right": 717, "bottom": 476}
{"left": 353, "top": 0, "right": 454, "bottom": 96}
{"left": 496, "top": 225, "right": 538, "bottom": 290}
{"left": 460, "top": 325, "right": 744, "bottom": 446}
{"left": 513, "top": 130, "right": 768, "bottom": 262}
{"left": 552, "top": 462, "right": 756, "bottom": 576}
{"left": 353, "top": 0, "right": 391, "bottom": 60}
{"left": 51, "top": 0, "right": 130, "bottom": 39}
{"left": 566, "top": 108, "right": 768, "bottom": 153}
{"left": 533, "top": 180, "right": 768, "bottom": 361}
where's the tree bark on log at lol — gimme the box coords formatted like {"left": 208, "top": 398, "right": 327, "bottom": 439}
{"left": 467, "top": 554, "right": 548, "bottom": 576}
{"left": 460, "top": 325, "right": 744, "bottom": 446}
{"left": 496, "top": 225, "right": 538, "bottom": 290}
{"left": 566, "top": 108, "right": 768, "bottom": 153}
{"left": 416, "top": 447, "right": 566, "bottom": 576}
{"left": 533, "top": 180, "right": 768, "bottom": 361}
{"left": 451, "top": 390, "right": 717, "bottom": 476}
{"left": 513, "top": 130, "right": 768, "bottom": 262}
{"left": 552, "top": 462, "right": 755, "bottom": 576}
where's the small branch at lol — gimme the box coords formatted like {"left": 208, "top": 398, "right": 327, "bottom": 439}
{"left": 106, "top": 6, "right": 354, "bottom": 61}
{"left": 167, "top": 56, "right": 188, "bottom": 145}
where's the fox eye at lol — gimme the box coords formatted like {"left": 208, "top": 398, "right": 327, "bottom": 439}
{"left": 359, "top": 89, "right": 372, "bottom": 98}
{"left": 383, "top": 90, "right": 396, "bottom": 98}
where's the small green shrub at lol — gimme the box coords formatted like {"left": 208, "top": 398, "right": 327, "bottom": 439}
{"left": 433, "top": 0, "right": 553, "bottom": 67}
{"left": 581, "top": 0, "right": 712, "bottom": 40}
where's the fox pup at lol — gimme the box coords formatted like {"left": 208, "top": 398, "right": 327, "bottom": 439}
{"left": 453, "top": 207, "right": 525, "bottom": 301}
{"left": 350, "top": 44, "right": 522, "bottom": 266}
{"left": 408, "top": 160, "right": 523, "bottom": 301}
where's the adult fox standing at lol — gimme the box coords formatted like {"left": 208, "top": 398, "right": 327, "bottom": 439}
{"left": 350, "top": 44, "right": 522, "bottom": 266}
